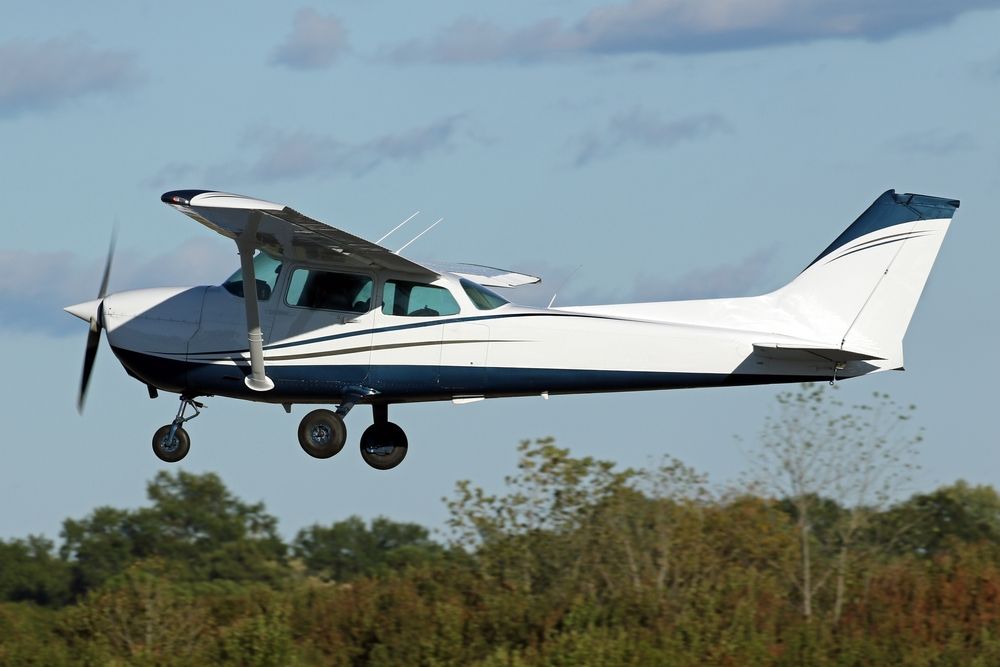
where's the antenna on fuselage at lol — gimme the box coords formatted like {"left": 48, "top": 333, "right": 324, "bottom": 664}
{"left": 547, "top": 264, "right": 583, "bottom": 308}
{"left": 376, "top": 211, "right": 420, "bottom": 245}
{"left": 395, "top": 217, "right": 443, "bottom": 254}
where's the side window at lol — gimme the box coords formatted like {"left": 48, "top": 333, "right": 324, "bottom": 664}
{"left": 222, "top": 252, "right": 282, "bottom": 301}
{"left": 286, "top": 269, "right": 373, "bottom": 313}
{"left": 382, "top": 280, "right": 460, "bottom": 317}
{"left": 460, "top": 278, "right": 508, "bottom": 310}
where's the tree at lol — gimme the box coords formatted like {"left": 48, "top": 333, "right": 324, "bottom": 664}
{"left": 0, "top": 535, "right": 71, "bottom": 606}
{"left": 292, "top": 516, "right": 444, "bottom": 581}
{"left": 63, "top": 561, "right": 211, "bottom": 665}
{"left": 879, "top": 480, "right": 1000, "bottom": 557}
{"left": 60, "top": 471, "right": 287, "bottom": 595}
{"left": 445, "top": 438, "right": 716, "bottom": 609}
{"left": 744, "top": 383, "right": 922, "bottom": 623}
{"left": 140, "top": 470, "right": 287, "bottom": 582}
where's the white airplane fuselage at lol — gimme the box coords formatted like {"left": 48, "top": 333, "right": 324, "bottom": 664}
{"left": 99, "top": 276, "right": 887, "bottom": 407}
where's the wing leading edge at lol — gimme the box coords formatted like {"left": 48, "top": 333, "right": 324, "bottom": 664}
{"left": 161, "top": 190, "right": 438, "bottom": 279}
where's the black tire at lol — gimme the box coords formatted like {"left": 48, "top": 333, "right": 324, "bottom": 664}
{"left": 359, "top": 422, "right": 408, "bottom": 470}
{"left": 152, "top": 424, "right": 190, "bottom": 463}
{"left": 298, "top": 409, "right": 347, "bottom": 459}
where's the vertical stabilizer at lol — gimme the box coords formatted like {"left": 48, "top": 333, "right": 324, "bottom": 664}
{"left": 773, "top": 190, "right": 958, "bottom": 361}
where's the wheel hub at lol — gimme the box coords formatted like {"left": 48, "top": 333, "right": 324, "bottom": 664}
{"left": 159, "top": 434, "right": 180, "bottom": 453}
{"left": 310, "top": 424, "right": 332, "bottom": 446}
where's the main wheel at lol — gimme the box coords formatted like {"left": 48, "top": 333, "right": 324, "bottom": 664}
{"left": 298, "top": 409, "right": 347, "bottom": 459}
{"left": 152, "top": 424, "right": 190, "bottom": 463}
{"left": 359, "top": 422, "right": 408, "bottom": 470}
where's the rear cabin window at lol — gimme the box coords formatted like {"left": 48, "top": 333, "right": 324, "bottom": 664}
{"left": 382, "top": 280, "right": 460, "bottom": 317}
{"left": 286, "top": 269, "right": 373, "bottom": 313}
{"left": 460, "top": 279, "right": 508, "bottom": 310}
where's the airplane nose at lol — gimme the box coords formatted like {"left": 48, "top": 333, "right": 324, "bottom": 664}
{"left": 65, "top": 298, "right": 103, "bottom": 323}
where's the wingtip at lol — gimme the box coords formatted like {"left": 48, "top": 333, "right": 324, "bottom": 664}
{"left": 161, "top": 189, "right": 213, "bottom": 205}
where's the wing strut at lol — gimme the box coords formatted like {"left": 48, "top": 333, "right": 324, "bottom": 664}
{"left": 236, "top": 214, "right": 275, "bottom": 392}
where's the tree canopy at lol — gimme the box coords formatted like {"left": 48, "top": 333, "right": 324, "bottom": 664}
{"left": 3, "top": 386, "right": 1000, "bottom": 666}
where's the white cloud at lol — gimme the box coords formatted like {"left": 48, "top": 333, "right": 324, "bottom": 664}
{"left": 573, "top": 108, "right": 731, "bottom": 166}
{"left": 389, "top": 0, "right": 1000, "bottom": 63}
{"left": 172, "top": 115, "right": 467, "bottom": 185}
{"left": 0, "top": 36, "right": 140, "bottom": 117}
{"left": 271, "top": 8, "right": 349, "bottom": 70}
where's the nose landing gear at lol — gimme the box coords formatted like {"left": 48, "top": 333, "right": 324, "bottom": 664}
{"left": 152, "top": 397, "right": 203, "bottom": 463}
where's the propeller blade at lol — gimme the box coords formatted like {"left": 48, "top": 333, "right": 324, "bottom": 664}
{"left": 97, "top": 227, "right": 117, "bottom": 299}
{"left": 78, "top": 229, "right": 116, "bottom": 414}
{"left": 78, "top": 316, "right": 101, "bottom": 414}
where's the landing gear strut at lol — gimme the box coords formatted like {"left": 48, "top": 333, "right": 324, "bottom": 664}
{"left": 152, "top": 397, "right": 203, "bottom": 463}
{"left": 359, "top": 404, "right": 408, "bottom": 470}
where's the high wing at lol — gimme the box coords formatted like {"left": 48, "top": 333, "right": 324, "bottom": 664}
{"left": 161, "top": 190, "right": 438, "bottom": 279}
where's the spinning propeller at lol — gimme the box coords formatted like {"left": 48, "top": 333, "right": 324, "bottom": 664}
{"left": 65, "top": 232, "right": 116, "bottom": 413}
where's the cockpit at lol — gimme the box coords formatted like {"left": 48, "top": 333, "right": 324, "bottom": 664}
{"left": 220, "top": 252, "right": 509, "bottom": 315}
{"left": 222, "top": 252, "right": 282, "bottom": 300}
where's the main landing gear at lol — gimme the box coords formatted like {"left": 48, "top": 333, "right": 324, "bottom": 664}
{"left": 151, "top": 396, "right": 409, "bottom": 470}
{"left": 296, "top": 401, "right": 408, "bottom": 470}
{"left": 359, "top": 404, "right": 408, "bottom": 470}
{"left": 297, "top": 409, "right": 347, "bottom": 459}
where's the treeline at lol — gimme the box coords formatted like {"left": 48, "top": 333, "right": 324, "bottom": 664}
{"left": 2, "top": 387, "right": 1000, "bottom": 665}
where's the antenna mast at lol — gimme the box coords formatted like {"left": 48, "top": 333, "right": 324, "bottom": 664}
{"left": 395, "top": 218, "right": 443, "bottom": 254}
{"left": 376, "top": 211, "right": 420, "bottom": 244}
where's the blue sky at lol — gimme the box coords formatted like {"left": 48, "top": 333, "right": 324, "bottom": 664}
{"left": 2, "top": 1, "right": 999, "bottom": 541}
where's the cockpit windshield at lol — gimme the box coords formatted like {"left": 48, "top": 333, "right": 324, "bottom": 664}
{"left": 222, "top": 252, "right": 283, "bottom": 300}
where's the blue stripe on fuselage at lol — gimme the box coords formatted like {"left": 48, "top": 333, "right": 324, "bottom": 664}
{"left": 166, "top": 310, "right": 622, "bottom": 359}
{"left": 113, "top": 347, "right": 828, "bottom": 404}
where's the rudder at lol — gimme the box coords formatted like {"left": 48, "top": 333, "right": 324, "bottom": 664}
{"left": 774, "top": 190, "right": 958, "bottom": 362}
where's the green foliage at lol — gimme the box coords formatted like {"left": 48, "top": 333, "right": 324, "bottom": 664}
{"left": 216, "top": 596, "right": 296, "bottom": 667}
{"left": 878, "top": 480, "right": 1000, "bottom": 557}
{"left": 292, "top": 515, "right": 443, "bottom": 582}
{"left": 746, "top": 384, "right": 924, "bottom": 622}
{"left": 59, "top": 471, "right": 287, "bottom": 596}
{"left": 0, "top": 602, "right": 73, "bottom": 666}
{"left": 61, "top": 561, "right": 213, "bottom": 665}
{"left": 0, "top": 535, "right": 71, "bottom": 606}
{"left": 5, "top": 389, "right": 1000, "bottom": 665}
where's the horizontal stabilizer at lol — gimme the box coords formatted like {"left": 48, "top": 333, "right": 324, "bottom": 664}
{"left": 425, "top": 262, "right": 541, "bottom": 288}
{"left": 752, "top": 343, "right": 885, "bottom": 363}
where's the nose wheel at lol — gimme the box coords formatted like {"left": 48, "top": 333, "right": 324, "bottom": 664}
{"left": 152, "top": 424, "right": 190, "bottom": 462}
{"left": 152, "top": 397, "right": 202, "bottom": 463}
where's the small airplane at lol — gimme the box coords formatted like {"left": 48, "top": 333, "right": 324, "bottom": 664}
{"left": 65, "top": 188, "right": 958, "bottom": 469}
